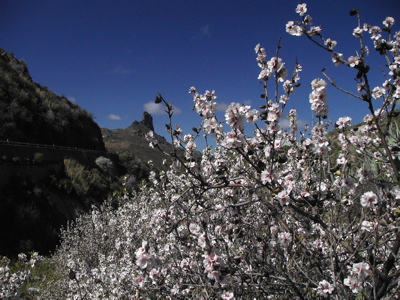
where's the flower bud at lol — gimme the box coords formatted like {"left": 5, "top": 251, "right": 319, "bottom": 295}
{"left": 257, "top": 160, "right": 266, "bottom": 170}
{"left": 192, "top": 127, "right": 199, "bottom": 133}
{"left": 277, "top": 155, "right": 288, "bottom": 164}
{"left": 155, "top": 96, "right": 162, "bottom": 104}
{"left": 69, "top": 269, "right": 76, "bottom": 280}
{"left": 349, "top": 9, "right": 358, "bottom": 16}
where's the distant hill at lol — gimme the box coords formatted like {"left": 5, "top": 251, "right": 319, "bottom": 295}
{"left": 0, "top": 48, "right": 104, "bottom": 150}
{"left": 101, "top": 111, "right": 188, "bottom": 170}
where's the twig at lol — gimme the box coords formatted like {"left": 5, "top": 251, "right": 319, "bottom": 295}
{"left": 322, "top": 70, "right": 363, "bottom": 100}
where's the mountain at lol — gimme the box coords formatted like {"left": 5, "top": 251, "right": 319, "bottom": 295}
{"left": 101, "top": 111, "right": 189, "bottom": 170}
{"left": 0, "top": 48, "right": 104, "bottom": 150}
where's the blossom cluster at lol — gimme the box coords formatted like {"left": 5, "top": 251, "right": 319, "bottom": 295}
{"left": 0, "top": 252, "right": 42, "bottom": 299}
{"left": 29, "top": 2, "right": 400, "bottom": 299}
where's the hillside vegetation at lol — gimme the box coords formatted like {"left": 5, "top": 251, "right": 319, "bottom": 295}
{"left": 0, "top": 48, "right": 104, "bottom": 150}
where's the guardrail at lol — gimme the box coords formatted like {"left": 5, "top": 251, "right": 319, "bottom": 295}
{"left": 0, "top": 140, "right": 109, "bottom": 154}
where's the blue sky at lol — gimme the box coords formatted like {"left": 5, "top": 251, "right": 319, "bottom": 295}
{"left": 1, "top": 0, "right": 399, "bottom": 142}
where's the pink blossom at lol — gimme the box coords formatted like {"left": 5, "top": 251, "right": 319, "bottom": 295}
{"left": 317, "top": 280, "right": 334, "bottom": 296}
{"left": 135, "top": 244, "right": 152, "bottom": 269}
{"left": 295, "top": 3, "right": 307, "bottom": 16}
{"left": 348, "top": 56, "right": 361, "bottom": 67}
{"left": 361, "top": 220, "right": 376, "bottom": 232}
{"left": 308, "top": 26, "right": 322, "bottom": 35}
{"left": 286, "top": 21, "right": 303, "bottom": 36}
{"left": 353, "top": 26, "right": 363, "bottom": 38}
{"left": 369, "top": 26, "right": 382, "bottom": 40}
{"left": 344, "top": 277, "right": 362, "bottom": 293}
{"left": 360, "top": 191, "right": 378, "bottom": 208}
{"left": 221, "top": 291, "right": 235, "bottom": 300}
{"left": 383, "top": 16, "right": 395, "bottom": 28}
{"left": 278, "top": 232, "right": 292, "bottom": 247}
{"left": 324, "top": 38, "right": 337, "bottom": 50}
{"left": 261, "top": 170, "right": 272, "bottom": 184}
{"left": 336, "top": 116, "right": 352, "bottom": 128}
{"left": 245, "top": 109, "right": 259, "bottom": 123}
{"left": 371, "top": 86, "right": 386, "bottom": 99}
{"left": 352, "top": 262, "right": 371, "bottom": 279}
{"left": 276, "top": 190, "right": 290, "bottom": 206}
{"left": 145, "top": 131, "right": 158, "bottom": 148}
{"left": 332, "top": 52, "right": 344, "bottom": 66}
{"left": 310, "top": 78, "right": 327, "bottom": 92}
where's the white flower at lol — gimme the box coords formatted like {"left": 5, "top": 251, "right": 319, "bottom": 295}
{"left": 221, "top": 291, "right": 235, "bottom": 300}
{"left": 383, "top": 16, "right": 395, "bottom": 27}
{"left": 360, "top": 191, "right": 378, "bottom": 208}
{"left": 245, "top": 109, "right": 259, "bottom": 123}
{"left": 336, "top": 116, "right": 352, "bottom": 128}
{"left": 344, "top": 277, "right": 363, "bottom": 293}
{"left": 332, "top": 52, "right": 344, "bottom": 66}
{"left": 295, "top": 3, "right": 307, "bottom": 16}
{"left": 286, "top": 21, "right": 303, "bottom": 36}
{"left": 348, "top": 56, "right": 361, "bottom": 67}
{"left": 371, "top": 86, "right": 386, "bottom": 99}
{"left": 276, "top": 190, "right": 290, "bottom": 206}
{"left": 278, "top": 232, "right": 292, "bottom": 247}
{"left": 353, "top": 26, "right": 363, "bottom": 38}
{"left": 352, "top": 262, "right": 370, "bottom": 279}
{"left": 361, "top": 220, "right": 376, "bottom": 232}
{"left": 324, "top": 38, "right": 337, "bottom": 50}
{"left": 317, "top": 280, "right": 334, "bottom": 296}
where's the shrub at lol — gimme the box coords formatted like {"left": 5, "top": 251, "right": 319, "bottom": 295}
{"left": 33, "top": 153, "right": 44, "bottom": 164}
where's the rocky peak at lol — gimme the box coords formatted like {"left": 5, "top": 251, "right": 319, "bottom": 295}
{"left": 140, "top": 111, "right": 154, "bottom": 131}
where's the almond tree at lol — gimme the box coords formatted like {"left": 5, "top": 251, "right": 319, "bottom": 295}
{"left": 40, "top": 2, "right": 399, "bottom": 299}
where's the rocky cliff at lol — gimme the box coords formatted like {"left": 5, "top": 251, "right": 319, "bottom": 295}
{"left": 0, "top": 48, "right": 105, "bottom": 150}
{"left": 101, "top": 112, "right": 179, "bottom": 169}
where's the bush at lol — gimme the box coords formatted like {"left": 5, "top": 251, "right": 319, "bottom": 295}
{"left": 33, "top": 153, "right": 44, "bottom": 164}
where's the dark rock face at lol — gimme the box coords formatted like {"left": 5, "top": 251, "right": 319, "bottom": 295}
{"left": 0, "top": 47, "right": 110, "bottom": 257}
{"left": 0, "top": 47, "right": 105, "bottom": 151}
{"left": 140, "top": 111, "right": 154, "bottom": 131}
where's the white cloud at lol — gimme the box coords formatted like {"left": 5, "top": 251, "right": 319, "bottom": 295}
{"left": 243, "top": 100, "right": 252, "bottom": 106}
{"left": 216, "top": 102, "right": 229, "bottom": 112}
{"left": 143, "top": 101, "right": 182, "bottom": 115}
{"left": 200, "top": 24, "right": 210, "bottom": 37}
{"left": 279, "top": 118, "right": 309, "bottom": 130}
{"left": 107, "top": 114, "right": 122, "bottom": 120}
{"left": 67, "top": 97, "right": 77, "bottom": 103}
{"left": 192, "top": 24, "right": 211, "bottom": 41}
{"left": 216, "top": 100, "right": 252, "bottom": 113}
